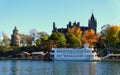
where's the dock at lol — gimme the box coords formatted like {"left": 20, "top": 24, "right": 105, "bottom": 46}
{"left": 102, "top": 53, "right": 120, "bottom": 60}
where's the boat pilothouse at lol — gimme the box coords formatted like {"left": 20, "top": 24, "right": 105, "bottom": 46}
{"left": 50, "top": 44, "right": 101, "bottom": 60}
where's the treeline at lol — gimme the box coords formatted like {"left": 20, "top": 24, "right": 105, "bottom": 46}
{"left": 0, "top": 25, "right": 120, "bottom": 56}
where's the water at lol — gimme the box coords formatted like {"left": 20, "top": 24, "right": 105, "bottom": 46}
{"left": 0, "top": 60, "right": 120, "bottom": 75}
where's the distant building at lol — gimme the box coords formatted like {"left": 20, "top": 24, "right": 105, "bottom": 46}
{"left": 52, "top": 13, "right": 97, "bottom": 34}
{"left": 10, "top": 27, "right": 20, "bottom": 46}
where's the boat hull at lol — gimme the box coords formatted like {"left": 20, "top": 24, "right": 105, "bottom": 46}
{"left": 51, "top": 58, "right": 101, "bottom": 61}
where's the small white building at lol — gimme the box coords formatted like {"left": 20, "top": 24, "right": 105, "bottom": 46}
{"left": 31, "top": 52, "right": 45, "bottom": 58}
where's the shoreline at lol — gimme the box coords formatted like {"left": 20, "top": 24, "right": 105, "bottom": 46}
{"left": 0, "top": 58, "right": 120, "bottom": 62}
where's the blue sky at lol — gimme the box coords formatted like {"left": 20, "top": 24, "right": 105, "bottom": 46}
{"left": 0, "top": 0, "right": 120, "bottom": 38}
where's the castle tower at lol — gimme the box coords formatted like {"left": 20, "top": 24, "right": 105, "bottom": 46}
{"left": 52, "top": 22, "right": 58, "bottom": 32}
{"left": 67, "top": 21, "right": 72, "bottom": 29}
{"left": 10, "top": 27, "right": 20, "bottom": 46}
{"left": 88, "top": 13, "right": 97, "bottom": 33}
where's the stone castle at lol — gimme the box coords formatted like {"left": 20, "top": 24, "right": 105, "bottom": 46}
{"left": 52, "top": 13, "right": 97, "bottom": 34}
{"left": 10, "top": 13, "right": 97, "bottom": 46}
{"left": 10, "top": 27, "right": 20, "bottom": 46}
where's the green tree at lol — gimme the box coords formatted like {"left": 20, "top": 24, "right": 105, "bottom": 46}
{"left": 106, "top": 25, "right": 120, "bottom": 45}
{"left": 66, "top": 34, "right": 81, "bottom": 48}
{"left": 36, "top": 39, "right": 41, "bottom": 47}
{"left": 35, "top": 32, "right": 49, "bottom": 47}
{"left": 66, "top": 26, "right": 82, "bottom": 48}
{"left": 49, "top": 32, "right": 66, "bottom": 47}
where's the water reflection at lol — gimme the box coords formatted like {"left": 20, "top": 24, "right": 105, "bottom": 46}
{"left": 52, "top": 61, "right": 97, "bottom": 75}
{"left": 0, "top": 60, "right": 120, "bottom": 75}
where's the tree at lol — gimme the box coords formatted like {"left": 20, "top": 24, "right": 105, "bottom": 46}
{"left": 66, "top": 26, "right": 82, "bottom": 48}
{"left": 96, "top": 33, "right": 105, "bottom": 48}
{"left": 20, "top": 34, "right": 33, "bottom": 46}
{"left": 49, "top": 32, "right": 66, "bottom": 47}
{"left": 101, "top": 24, "right": 111, "bottom": 36}
{"left": 98, "top": 24, "right": 112, "bottom": 50}
{"left": 82, "top": 29, "right": 98, "bottom": 47}
{"left": 37, "top": 32, "right": 49, "bottom": 41}
{"left": 68, "top": 26, "right": 82, "bottom": 38}
{"left": 40, "top": 40, "right": 56, "bottom": 52}
{"left": 0, "top": 33, "right": 11, "bottom": 54}
{"left": 29, "top": 29, "right": 38, "bottom": 45}
{"left": 20, "top": 34, "right": 27, "bottom": 46}
{"left": 34, "top": 32, "right": 49, "bottom": 48}
{"left": 106, "top": 25, "right": 120, "bottom": 46}
{"left": 2, "top": 34, "right": 10, "bottom": 47}
{"left": 36, "top": 39, "right": 41, "bottom": 47}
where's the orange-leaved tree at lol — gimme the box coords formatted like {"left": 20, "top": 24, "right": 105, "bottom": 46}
{"left": 82, "top": 29, "right": 98, "bottom": 47}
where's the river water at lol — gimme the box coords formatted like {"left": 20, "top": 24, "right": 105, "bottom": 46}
{"left": 0, "top": 60, "right": 120, "bottom": 75}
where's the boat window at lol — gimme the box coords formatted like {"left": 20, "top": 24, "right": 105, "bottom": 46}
{"left": 52, "top": 50, "right": 55, "bottom": 52}
{"left": 51, "top": 55, "right": 54, "bottom": 57}
{"left": 57, "top": 55, "right": 62, "bottom": 57}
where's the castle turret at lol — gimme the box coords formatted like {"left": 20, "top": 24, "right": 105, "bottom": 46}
{"left": 52, "top": 22, "right": 58, "bottom": 32}
{"left": 67, "top": 21, "right": 72, "bottom": 29}
{"left": 73, "top": 21, "right": 77, "bottom": 26}
{"left": 88, "top": 13, "right": 97, "bottom": 33}
{"left": 10, "top": 27, "right": 20, "bottom": 46}
{"left": 77, "top": 22, "right": 80, "bottom": 27}
{"left": 13, "top": 26, "right": 18, "bottom": 35}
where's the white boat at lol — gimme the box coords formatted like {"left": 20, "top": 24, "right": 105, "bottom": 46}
{"left": 50, "top": 44, "right": 101, "bottom": 60}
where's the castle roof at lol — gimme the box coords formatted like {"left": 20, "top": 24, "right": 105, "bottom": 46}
{"left": 14, "top": 26, "right": 18, "bottom": 31}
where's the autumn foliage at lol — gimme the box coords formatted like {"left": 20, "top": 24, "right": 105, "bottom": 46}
{"left": 68, "top": 26, "right": 82, "bottom": 38}
{"left": 106, "top": 25, "right": 120, "bottom": 45}
{"left": 82, "top": 29, "right": 98, "bottom": 47}
{"left": 66, "top": 26, "right": 82, "bottom": 47}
